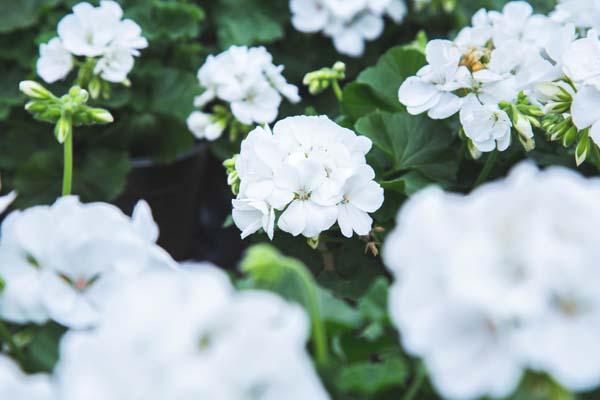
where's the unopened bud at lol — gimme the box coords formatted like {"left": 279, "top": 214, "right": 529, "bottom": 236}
{"left": 562, "top": 126, "right": 578, "bottom": 147}
{"left": 54, "top": 115, "right": 72, "bottom": 144}
{"left": 575, "top": 135, "right": 590, "bottom": 166}
{"left": 88, "top": 77, "right": 101, "bottom": 99}
{"left": 69, "top": 86, "right": 89, "bottom": 104}
{"left": 19, "top": 81, "right": 54, "bottom": 100}
{"left": 88, "top": 107, "right": 113, "bottom": 124}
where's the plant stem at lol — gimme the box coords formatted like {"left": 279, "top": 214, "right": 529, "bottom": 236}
{"left": 332, "top": 80, "right": 343, "bottom": 103}
{"left": 402, "top": 363, "right": 427, "bottom": 400}
{"left": 62, "top": 131, "right": 73, "bottom": 196}
{"left": 474, "top": 150, "right": 497, "bottom": 187}
{"left": 288, "top": 261, "right": 329, "bottom": 366}
{"left": 0, "top": 321, "right": 25, "bottom": 366}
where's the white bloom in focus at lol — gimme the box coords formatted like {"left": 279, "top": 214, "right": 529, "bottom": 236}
{"left": 186, "top": 111, "right": 226, "bottom": 141}
{"left": 0, "top": 196, "right": 175, "bottom": 329}
{"left": 384, "top": 162, "right": 600, "bottom": 399}
{"left": 571, "top": 85, "right": 600, "bottom": 145}
{"left": 275, "top": 159, "right": 338, "bottom": 238}
{"left": 55, "top": 268, "right": 330, "bottom": 400}
{"left": 459, "top": 99, "right": 512, "bottom": 152}
{"left": 398, "top": 40, "right": 470, "bottom": 119}
{"left": 36, "top": 38, "right": 74, "bottom": 83}
{"left": 336, "top": 166, "right": 383, "bottom": 238}
{"left": 562, "top": 33, "right": 600, "bottom": 87}
{"left": 229, "top": 81, "right": 282, "bottom": 125}
{"left": 232, "top": 199, "right": 275, "bottom": 240}
{"left": 232, "top": 115, "right": 381, "bottom": 240}
{"left": 0, "top": 356, "right": 55, "bottom": 400}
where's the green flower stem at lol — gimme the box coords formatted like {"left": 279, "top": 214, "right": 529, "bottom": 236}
{"left": 332, "top": 80, "right": 343, "bottom": 103}
{"left": 62, "top": 131, "right": 73, "bottom": 196}
{"left": 0, "top": 321, "right": 25, "bottom": 366}
{"left": 290, "top": 261, "right": 329, "bottom": 366}
{"left": 474, "top": 150, "right": 497, "bottom": 187}
{"left": 402, "top": 363, "right": 427, "bottom": 400}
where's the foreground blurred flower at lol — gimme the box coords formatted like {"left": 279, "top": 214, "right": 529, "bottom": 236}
{"left": 37, "top": 1, "right": 147, "bottom": 91}
{"left": 187, "top": 46, "right": 299, "bottom": 141}
{"left": 55, "top": 268, "right": 330, "bottom": 400}
{"left": 0, "top": 356, "right": 55, "bottom": 400}
{"left": 0, "top": 196, "right": 175, "bottom": 329}
{"left": 230, "top": 115, "right": 383, "bottom": 240}
{"left": 384, "top": 162, "right": 600, "bottom": 399}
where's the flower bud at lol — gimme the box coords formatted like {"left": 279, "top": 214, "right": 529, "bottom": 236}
{"left": 19, "top": 81, "right": 55, "bottom": 100}
{"left": 68, "top": 86, "right": 89, "bottom": 104}
{"left": 88, "top": 77, "right": 101, "bottom": 99}
{"left": 25, "top": 100, "right": 49, "bottom": 114}
{"left": 562, "top": 126, "right": 578, "bottom": 147}
{"left": 88, "top": 107, "right": 114, "bottom": 124}
{"left": 575, "top": 136, "right": 590, "bottom": 166}
{"left": 54, "top": 115, "right": 73, "bottom": 144}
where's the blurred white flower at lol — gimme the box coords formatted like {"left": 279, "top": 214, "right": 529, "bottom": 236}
{"left": 0, "top": 196, "right": 175, "bottom": 329}
{"left": 37, "top": 1, "right": 147, "bottom": 84}
{"left": 232, "top": 115, "right": 382, "bottom": 240}
{"left": 289, "top": 0, "right": 407, "bottom": 57}
{"left": 552, "top": 0, "right": 600, "bottom": 31}
{"left": 186, "top": 111, "right": 226, "bottom": 141}
{"left": 55, "top": 268, "right": 330, "bottom": 400}
{"left": 36, "top": 38, "right": 74, "bottom": 84}
{"left": 384, "top": 162, "right": 600, "bottom": 399}
{"left": 0, "top": 356, "right": 55, "bottom": 400}
{"left": 189, "top": 46, "right": 299, "bottom": 140}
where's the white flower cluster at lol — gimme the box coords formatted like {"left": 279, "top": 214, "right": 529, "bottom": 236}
{"left": 384, "top": 162, "right": 600, "bottom": 400}
{"left": 37, "top": 1, "right": 147, "bottom": 84}
{"left": 54, "top": 268, "right": 330, "bottom": 400}
{"left": 398, "top": 1, "right": 591, "bottom": 153}
{"left": 289, "top": 0, "right": 407, "bottom": 57}
{"left": 551, "top": 0, "right": 600, "bottom": 31}
{"left": 187, "top": 46, "right": 300, "bottom": 141}
{"left": 232, "top": 115, "right": 384, "bottom": 240}
{"left": 0, "top": 196, "right": 175, "bottom": 329}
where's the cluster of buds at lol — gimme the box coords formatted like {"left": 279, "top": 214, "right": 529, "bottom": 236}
{"left": 537, "top": 82, "right": 598, "bottom": 166}
{"left": 303, "top": 62, "right": 346, "bottom": 97}
{"left": 500, "top": 92, "right": 544, "bottom": 152}
{"left": 223, "top": 155, "right": 240, "bottom": 195}
{"left": 20, "top": 81, "right": 113, "bottom": 144}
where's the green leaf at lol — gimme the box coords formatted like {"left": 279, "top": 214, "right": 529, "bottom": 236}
{"left": 126, "top": 0, "right": 205, "bottom": 40}
{"left": 380, "top": 171, "right": 433, "bottom": 196}
{"left": 336, "top": 356, "right": 409, "bottom": 395}
{"left": 319, "top": 288, "right": 362, "bottom": 332}
{"left": 13, "top": 150, "right": 62, "bottom": 207}
{"left": 341, "top": 82, "right": 396, "bottom": 122}
{"left": 356, "top": 111, "right": 459, "bottom": 182}
{"left": 356, "top": 46, "right": 426, "bottom": 111}
{"left": 0, "top": 0, "right": 61, "bottom": 33}
{"left": 22, "top": 323, "right": 66, "bottom": 374}
{"left": 74, "top": 149, "right": 131, "bottom": 202}
{"left": 214, "top": 0, "right": 286, "bottom": 47}
{"left": 357, "top": 277, "right": 390, "bottom": 341}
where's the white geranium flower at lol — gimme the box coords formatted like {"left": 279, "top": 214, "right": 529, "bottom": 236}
{"left": 55, "top": 268, "right": 330, "bottom": 400}
{"left": 385, "top": 162, "right": 600, "bottom": 399}
{"left": 230, "top": 81, "right": 282, "bottom": 125}
{"left": 93, "top": 45, "right": 134, "bottom": 83}
{"left": 562, "top": 33, "right": 600, "bottom": 87}
{"left": 186, "top": 111, "right": 226, "bottom": 141}
{"left": 232, "top": 115, "right": 381, "bottom": 240}
{"left": 459, "top": 99, "right": 512, "bottom": 152}
{"left": 189, "top": 46, "right": 299, "bottom": 137}
{"left": 0, "top": 196, "right": 175, "bottom": 329}
{"left": 571, "top": 85, "right": 600, "bottom": 145}
{"left": 552, "top": 0, "right": 600, "bottom": 31}
{"left": 275, "top": 159, "right": 338, "bottom": 238}
{"left": 48, "top": 1, "right": 147, "bottom": 83}
{"left": 289, "top": 0, "right": 407, "bottom": 57}
{"left": 232, "top": 199, "right": 275, "bottom": 240}
{"left": 36, "top": 38, "right": 74, "bottom": 83}
{"left": 398, "top": 40, "right": 470, "bottom": 119}
{"left": 0, "top": 356, "right": 55, "bottom": 400}
{"left": 336, "top": 166, "right": 383, "bottom": 238}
